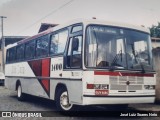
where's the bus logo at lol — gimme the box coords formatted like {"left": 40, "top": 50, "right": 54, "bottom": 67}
{"left": 126, "top": 81, "right": 130, "bottom": 85}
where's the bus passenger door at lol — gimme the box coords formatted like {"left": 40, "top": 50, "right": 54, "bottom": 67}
{"left": 64, "top": 35, "right": 83, "bottom": 104}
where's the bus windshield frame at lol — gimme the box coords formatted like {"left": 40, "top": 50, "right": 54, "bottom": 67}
{"left": 85, "top": 24, "right": 153, "bottom": 72}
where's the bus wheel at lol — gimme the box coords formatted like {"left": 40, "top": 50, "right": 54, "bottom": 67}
{"left": 56, "top": 88, "right": 73, "bottom": 111}
{"left": 17, "top": 84, "right": 25, "bottom": 101}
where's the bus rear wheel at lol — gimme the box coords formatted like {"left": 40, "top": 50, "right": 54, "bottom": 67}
{"left": 56, "top": 88, "right": 74, "bottom": 111}
{"left": 17, "top": 84, "right": 25, "bottom": 101}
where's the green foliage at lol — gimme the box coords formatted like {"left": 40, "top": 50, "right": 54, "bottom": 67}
{"left": 150, "top": 22, "right": 160, "bottom": 38}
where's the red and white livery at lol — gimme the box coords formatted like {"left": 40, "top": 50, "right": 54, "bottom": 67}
{"left": 5, "top": 19, "right": 156, "bottom": 111}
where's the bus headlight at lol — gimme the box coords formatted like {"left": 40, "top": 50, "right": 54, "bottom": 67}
{"left": 101, "top": 84, "right": 109, "bottom": 89}
{"left": 144, "top": 85, "right": 155, "bottom": 90}
{"left": 94, "top": 84, "right": 101, "bottom": 89}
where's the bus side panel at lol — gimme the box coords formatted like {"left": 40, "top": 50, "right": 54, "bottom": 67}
{"left": 5, "top": 62, "right": 49, "bottom": 98}
{"left": 5, "top": 77, "right": 48, "bottom": 98}
{"left": 5, "top": 77, "right": 17, "bottom": 91}
{"left": 22, "top": 78, "right": 49, "bottom": 98}
{"left": 50, "top": 57, "right": 83, "bottom": 104}
{"left": 67, "top": 80, "right": 82, "bottom": 104}
{"left": 50, "top": 79, "right": 82, "bottom": 104}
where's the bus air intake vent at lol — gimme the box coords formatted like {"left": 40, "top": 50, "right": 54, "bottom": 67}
{"left": 137, "top": 77, "right": 144, "bottom": 84}
{"left": 128, "top": 85, "right": 142, "bottom": 90}
{"left": 109, "top": 76, "right": 118, "bottom": 84}
{"left": 110, "top": 85, "right": 127, "bottom": 90}
{"left": 128, "top": 76, "right": 136, "bottom": 84}
{"left": 119, "top": 76, "right": 127, "bottom": 84}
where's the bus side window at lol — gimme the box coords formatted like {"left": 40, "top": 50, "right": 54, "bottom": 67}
{"left": 50, "top": 29, "right": 68, "bottom": 55}
{"left": 71, "top": 25, "right": 82, "bottom": 33}
{"left": 16, "top": 45, "right": 25, "bottom": 61}
{"left": 50, "top": 34, "right": 59, "bottom": 54}
{"left": 9, "top": 47, "right": 16, "bottom": 62}
{"left": 67, "top": 38, "right": 72, "bottom": 67}
{"left": 25, "top": 40, "right": 35, "bottom": 59}
{"left": 36, "top": 36, "right": 49, "bottom": 57}
{"left": 67, "top": 36, "right": 82, "bottom": 68}
{"left": 6, "top": 50, "right": 9, "bottom": 63}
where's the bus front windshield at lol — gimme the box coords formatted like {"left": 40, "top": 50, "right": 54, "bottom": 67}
{"left": 85, "top": 25, "right": 153, "bottom": 71}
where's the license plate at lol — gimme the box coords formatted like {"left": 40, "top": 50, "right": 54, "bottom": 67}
{"left": 95, "top": 90, "right": 109, "bottom": 95}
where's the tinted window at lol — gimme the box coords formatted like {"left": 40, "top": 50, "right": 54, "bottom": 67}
{"left": 71, "top": 25, "right": 82, "bottom": 33}
{"left": 36, "top": 36, "right": 49, "bottom": 57}
{"left": 16, "top": 45, "right": 24, "bottom": 61}
{"left": 9, "top": 47, "right": 16, "bottom": 62}
{"left": 66, "top": 38, "right": 72, "bottom": 67}
{"left": 25, "top": 40, "right": 35, "bottom": 59}
{"left": 67, "top": 36, "right": 82, "bottom": 68}
{"left": 72, "top": 36, "right": 82, "bottom": 67}
{"left": 6, "top": 50, "right": 9, "bottom": 63}
{"left": 50, "top": 30, "right": 68, "bottom": 54}
{"left": 85, "top": 25, "right": 153, "bottom": 71}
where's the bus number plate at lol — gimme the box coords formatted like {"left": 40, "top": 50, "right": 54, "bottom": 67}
{"left": 95, "top": 90, "right": 109, "bottom": 95}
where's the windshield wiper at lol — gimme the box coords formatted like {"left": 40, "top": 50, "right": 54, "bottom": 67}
{"left": 110, "top": 48, "right": 123, "bottom": 71}
{"left": 111, "top": 50, "right": 122, "bottom": 65}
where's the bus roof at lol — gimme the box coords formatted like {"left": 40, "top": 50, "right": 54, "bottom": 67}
{"left": 17, "top": 19, "right": 150, "bottom": 45}
{"left": 81, "top": 19, "right": 150, "bottom": 33}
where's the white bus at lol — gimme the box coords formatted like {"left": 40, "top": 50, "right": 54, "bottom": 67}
{"left": 5, "top": 19, "right": 156, "bottom": 111}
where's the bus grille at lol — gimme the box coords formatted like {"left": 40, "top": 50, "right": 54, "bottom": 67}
{"left": 109, "top": 76, "right": 144, "bottom": 91}
{"left": 128, "top": 85, "right": 142, "bottom": 90}
{"left": 110, "top": 85, "right": 127, "bottom": 90}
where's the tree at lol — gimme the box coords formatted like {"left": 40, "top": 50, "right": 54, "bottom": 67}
{"left": 150, "top": 22, "right": 160, "bottom": 38}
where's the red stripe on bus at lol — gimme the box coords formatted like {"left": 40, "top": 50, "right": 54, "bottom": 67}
{"left": 28, "top": 58, "right": 51, "bottom": 97}
{"left": 120, "top": 72, "right": 154, "bottom": 77}
{"left": 94, "top": 71, "right": 154, "bottom": 77}
{"left": 28, "top": 60, "right": 42, "bottom": 76}
{"left": 41, "top": 58, "right": 50, "bottom": 92}
{"left": 41, "top": 80, "right": 49, "bottom": 91}
{"left": 42, "top": 59, "right": 50, "bottom": 77}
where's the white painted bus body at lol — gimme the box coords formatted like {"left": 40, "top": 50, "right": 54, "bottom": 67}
{"left": 5, "top": 19, "right": 156, "bottom": 107}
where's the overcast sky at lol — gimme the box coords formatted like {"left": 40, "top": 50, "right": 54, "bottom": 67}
{"left": 0, "top": 0, "right": 160, "bottom": 36}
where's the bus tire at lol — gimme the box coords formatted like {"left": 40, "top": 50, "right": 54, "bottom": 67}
{"left": 55, "top": 88, "right": 74, "bottom": 111}
{"left": 17, "top": 84, "right": 25, "bottom": 101}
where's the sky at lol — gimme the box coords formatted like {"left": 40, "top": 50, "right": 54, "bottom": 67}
{"left": 0, "top": 0, "right": 160, "bottom": 36}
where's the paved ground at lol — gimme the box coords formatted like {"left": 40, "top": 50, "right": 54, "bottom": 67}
{"left": 0, "top": 86, "right": 160, "bottom": 120}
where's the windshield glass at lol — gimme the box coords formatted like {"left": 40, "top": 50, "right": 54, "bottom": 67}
{"left": 85, "top": 25, "right": 153, "bottom": 71}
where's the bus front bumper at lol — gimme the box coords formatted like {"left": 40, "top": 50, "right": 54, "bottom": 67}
{"left": 83, "top": 95, "right": 155, "bottom": 105}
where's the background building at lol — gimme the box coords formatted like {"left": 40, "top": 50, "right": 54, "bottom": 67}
{"left": 38, "top": 23, "right": 58, "bottom": 33}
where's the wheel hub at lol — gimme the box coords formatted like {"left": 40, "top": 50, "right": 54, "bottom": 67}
{"left": 60, "top": 91, "right": 72, "bottom": 110}
{"left": 18, "top": 86, "right": 21, "bottom": 97}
